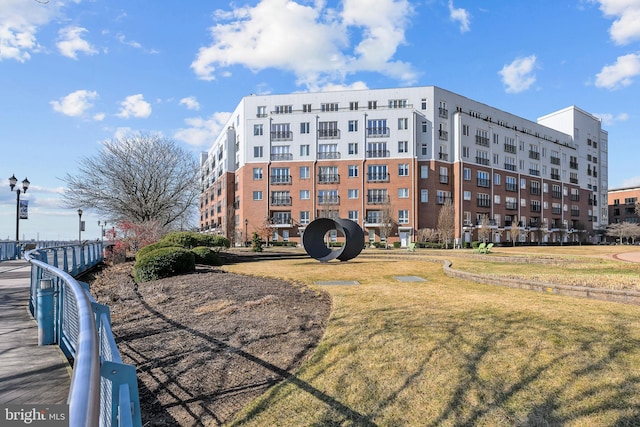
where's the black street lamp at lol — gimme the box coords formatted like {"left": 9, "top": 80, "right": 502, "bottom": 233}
{"left": 77, "top": 209, "right": 83, "bottom": 243}
{"left": 8, "top": 174, "right": 30, "bottom": 243}
{"left": 244, "top": 218, "right": 249, "bottom": 246}
{"left": 98, "top": 220, "right": 107, "bottom": 245}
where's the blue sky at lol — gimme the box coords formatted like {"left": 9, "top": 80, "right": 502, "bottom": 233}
{"left": 1, "top": 0, "right": 639, "bottom": 241}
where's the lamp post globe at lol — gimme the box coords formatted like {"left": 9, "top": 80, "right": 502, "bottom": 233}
{"left": 8, "top": 174, "right": 30, "bottom": 243}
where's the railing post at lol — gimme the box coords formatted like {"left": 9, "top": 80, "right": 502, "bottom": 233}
{"left": 37, "top": 279, "right": 55, "bottom": 345}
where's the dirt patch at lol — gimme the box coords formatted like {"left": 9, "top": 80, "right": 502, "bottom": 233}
{"left": 87, "top": 260, "right": 332, "bottom": 426}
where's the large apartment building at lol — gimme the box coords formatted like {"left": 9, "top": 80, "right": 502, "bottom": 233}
{"left": 199, "top": 86, "right": 608, "bottom": 246}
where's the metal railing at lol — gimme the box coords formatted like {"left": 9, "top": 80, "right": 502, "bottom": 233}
{"left": 26, "top": 243, "right": 141, "bottom": 427}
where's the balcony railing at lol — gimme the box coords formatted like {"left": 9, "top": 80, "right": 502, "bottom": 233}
{"left": 550, "top": 157, "right": 561, "bottom": 165}
{"left": 475, "top": 157, "right": 490, "bottom": 166}
{"left": 571, "top": 209, "right": 580, "bottom": 217}
{"left": 530, "top": 186, "right": 541, "bottom": 195}
{"left": 552, "top": 208, "right": 562, "bottom": 215}
{"left": 504, "top": 163, "right": 517, "bottom": 171}
{"left": 504, "top": 144, "right": 517, "bottom": 154}
{"left": 571, "top": 194, "right": 580, "bottom": 201}
{"left": 367, "top": 195, "right": 390, "bottom": 205}
{"left": 475, "top": 136, "right": 490, "bottom": 147}
{"left": 439, "top": 108, "right": 449, "bottom": 119}
{"left": 317, "top": 152, "right": 341, "bottom": 159}
{"left": 506, "top": 202, "right": 518, "bottom": 210}
{"left": 438, "top": 130, "right": 448, "bottom": 141}
{"left": 439, "top": 152, "right": 448, "bottom": 161}
{"left": 477, "top": 199, "right": 491, "bottom": 208}
{"left": 440, "top": 175, "right": 449, "bottom": 184}
{"left": 506, "top": 183, "right": 517, "bottom": 192}
{"left": 529, "top": 151, "right": 540, "bottom": 160}
{"left": 270, "top": 153, "right": 293, "bottom": 161}
{"left": 552, "top": 191, "right": 562, "bottom": 199}
{"left": 477, "top": 178, "right": 490, "bottom": 187}
{"left": 318, "top": 174, "right": 340, "bottom": 184}
{"left": 271, "top": 131, "right": 293, "bottom": 141}
{"left": 318, "top": 129, "right": 341, "bottom": 139}
{"left": 366, "top": 150, "right": 390, "bottom": 158}
{"left": 367, "top": 127, "right": 390, "bottom": 138}
{"left": 550, "top": 173, "right": 560, "bottom": 180}
{"left": 530, "top": 204, "right": 541, "bottom": 212}
{"left": 570, "top": 177, "right": 579, "bottom": 184}
{"left": 270, "top": 175, "right": 292, "bottom": 185}
{"left": 367, "top": 173, "right": 390, "bottom": 182}
{"left": 271, "top": 197, "right": 292, "bottom": 206}
{"left": 570, "top": 161, "right": 579, "bottom": 169}
{"left": 529, "top": 169, "right": 540, "bottom": 176}
{"left": 318, "top": 196, "right": 340, "bottom": 205}
{"left": 270, "top": 216, "right": 292, "bottom": 226}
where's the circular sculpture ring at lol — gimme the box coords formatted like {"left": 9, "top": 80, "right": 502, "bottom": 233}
{"left": 302, "top": 218, "right": 364, "bottom": 262}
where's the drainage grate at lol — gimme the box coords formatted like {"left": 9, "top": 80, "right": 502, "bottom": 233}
{"left": 315, "top": 280, "right": 360, "bottom": 286}
{"left": 394, "top": 276, "right": 427, "bottom": 282}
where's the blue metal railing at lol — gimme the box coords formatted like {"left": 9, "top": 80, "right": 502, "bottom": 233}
{"left": 26, "top": 243, "right": 141, "bottom": 427}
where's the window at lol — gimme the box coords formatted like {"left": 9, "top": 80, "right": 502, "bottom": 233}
{"left": 398, "top": 210, "right": 409, "bottom": 224}
{"left": 271, "top": 145, "right": 291, "bottom": 160}
{"left": 464, "top": 191, "right": 471, "bottom": 201}
{"left": 422, "top": 121, "right": 428, "bottom": 133}
{"left": 462, "top": 124, "right": 469, "bottom": 136}
{"left": 477, "top": 171, "right": 490, "bottom": 187}
{"left": 437, "top": 190, "right": 451, "bottom": 204}
{"left": 271, "top": 123, "right": 292, "bottom": 140}
{"left": 300, "top": 145, "right": 310, "bottom": 156}
{"left": 348, "top": 189, "right": 359, "bottom": 199}
{"left": 463, "top": 167, "right": 471, "bottom": 181}
{"left": 302, "top": 104, "right": 312, "bottom": 112}
{"left": 318, "top": 143, "right": 339, "bottom": 158}
{"left": 253, "top": 191, "right": 263, "bottom": 201}
{"left": 421, "top": 165, "right": 429, "bottom": 179}
{"left": 398, "top": 188, "right": 409, "bottom": 198}
{"left": 368, "top": 100, "right": 377, "bottom": 109}
{"left": 274, "top": 105, "right": 292, "bottom": 114}
{"left": 300, "top": 211, "right": 310, "bottom": 225}
{"left": 398, "top": 164, "right": 409, "bottom": 176}
{"left": 253, "top": 168, "right": 263, "bottom": 180}
{"left": 300, "top": 190, "right": 310, "bottom": 200}
{"left": 254, "top": 124, "right": 263, "bottom": 136}
{"left": 421, "top": 144, "right": 428, "bottom": 156}
{"left": 494, "top": 194, "right": 501, "bottom": 204}
{"left": 348, "top": 120, "right": 358, "bottom": 132}
{"left": 348, "top": 143, "right": 358, "bottom": 155}
{"left": 300, "top": 166, "right": 310, "bottom": 179}
{"left": 421, "top": 98, "right": 427, "bottom": 110}
{"left": 462, "top": 146, "right": 470, "bottom": 158}
{"left": 321, "top": 103, "right": 339, "bottom": 112}
{"left": 349, "top": 101, "right": 359, "bottom": 111}
{"left": 318, "top": 121, "right": 339, "bottom": 139}
{"left": 348, "top": 165, "right": 359, "bottom": 177}
{"left": 367, "top": 141, "right": 388, "bottom": 157}
{"left": 398, "top": 140, "right": 408, "bottom": 153}
{"left": 440, "top": 166, "right": 449, "bottom": 183}
{"left": 254, "top": 146, "right": 263, "bottom": 158}
{"left": 494, "top": 173, "right": 501, "bottom": 185}
{"left": 367, "top": 164, "right": 388, "bottom": 181}
{"left": 389, "top": 99, "right": 407, "bottom": 109}
{"left": 257, "top": 106, "right": 267, "bottom": 117}
{"left": 300, "top": 122, "right": 310, "bottom": 134}
{"left": 398, "top": 118, "right": 408, "bottom": 130}
{"left": 367, "top": 119, "right": 388, "bottom": 136}
{"left": 348, "top": 210, "right": 359, "bottom": 221}
{"left": 421, "top": 189, "right": 429, "bottom": 203}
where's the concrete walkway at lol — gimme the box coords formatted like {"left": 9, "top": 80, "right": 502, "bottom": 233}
{"left": 0, "top": 260, "right": 71, "bottom": 404}
{"left": 613, "top": 251, "right": 640, "bottom": 263}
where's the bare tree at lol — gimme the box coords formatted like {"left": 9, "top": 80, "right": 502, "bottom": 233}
{"left": 417, "top": 228, "right": 439, "bottom": 243}
{"left": 437, "top": 199, "right": 455, "bottom": 248}
{"left": 510, "top": 221, "right": 521, "bottom": 246}
{"left": 61, "top": 134, "right": 199, "bottom": 229}
{"left": 607, "top": 222, "right": 640, "bottom": 244}
{"left": 478, "top": 214, "right": 492, "bottom": 243}
{"left": 379, "top": 199, "right": 395, "bottom": 249}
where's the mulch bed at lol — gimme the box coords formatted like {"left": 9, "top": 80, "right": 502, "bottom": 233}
{"left": 87, "top": 260, "right": 332, "bottom": 426}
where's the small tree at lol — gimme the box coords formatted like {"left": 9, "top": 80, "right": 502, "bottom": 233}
{"left": 379, "top": 200, "right": 395, "bottom": 249}
{"left": 437, "top": 199, "right": 455, "bottom": 248}
{"left": 477, "top": 214, "right": 492, "bottom": 243}
{"left": 251, "top": 231, "right": 263, "bottom": 252}
{"left": 510, "top": 221, "right": 521, "bottom": 246}
{"left": 417, "top": 228, "right": 439, "bottom": 243}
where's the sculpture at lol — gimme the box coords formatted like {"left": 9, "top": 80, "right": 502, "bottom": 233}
{"left": 302, "top": 218, "right": 364, "bottom": 262}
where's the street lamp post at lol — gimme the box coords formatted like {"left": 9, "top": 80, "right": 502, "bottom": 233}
{"left": 98, "top": 220, "right": 107, "bottom": 245}
{"left": 77, "top": 209, "right": 83, "bottom": 243}
{"left": 244, "top": 218, "right": 249, "bottom": 246}
{"left": 8, "top": 174, "right": 30, "bottom": 243}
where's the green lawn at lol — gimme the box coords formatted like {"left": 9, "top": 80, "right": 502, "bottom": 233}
{"left": 223, "top": 247, "right": 640, "bottom": 426}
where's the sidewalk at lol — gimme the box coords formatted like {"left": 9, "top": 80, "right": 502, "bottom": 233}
{"left": 613, "top": 251, "right": 640, "bottom": 263}
{"left": 0, "top": 260, "right": 71, "bottom": 404}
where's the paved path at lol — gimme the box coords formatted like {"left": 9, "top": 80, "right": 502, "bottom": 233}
{"left": 0, "top": 260, "right": 71, "bottom": 404}
{"left": 613, "top": 251, "right": 640, "bottom": 263}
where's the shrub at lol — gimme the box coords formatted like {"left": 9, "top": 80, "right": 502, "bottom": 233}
{"left": 393, "top": 242, "right": 401, "bottom": 248}
{"left": 161, "top": 231, "right": 230, "bottom": 249}
{"left": 134, "top": 247, "right": 195, "bottom": 283}
{"left": 191, "top": 246, "right": 222, "bottom": 266}
{"left": 135, "top": 240, "right": 176, "bottom": 261}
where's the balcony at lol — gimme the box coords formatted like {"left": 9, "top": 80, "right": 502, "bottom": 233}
{"left": 367, "top": 127, "right": 390, "bottom": 138}
{"left": 367, "top": 195, "right": 390, "bottom": 205}
{"left": 318, "top": 196, "right": 340, "bottom": 205}
{"left": 439, "top": 152, "right": 449, "bottom": 161}
{"left": 529, "top": 151, "right": 540, "bottom": 160}
{"left": 571, "top": 194, "right": 580, "bottom": 201}
{"left": 506, "top": 202, "right": 518, "bottom": 210}
{"left": 367, "top": 173, "right": 390, "bottom": 182}
{"left": 550, "top": 173, "right": 560, "bottom": 180}
{"left": 475, "top": 157, "right": 490, "bottom": 166}
{"left": 475, "top": 135, "right": 490, "bottom": 147}
{"left": 529, "top": 169, "right": 540, "bottom": 177}
{"left": 438, "top": 130, "right": 448, "bottom": 141}
{"left": 318, "top": 174, "right": 340, "bottom": 184}
{"left": 506, "top": 183, "right": 517, "bottom": 192}
{"left": 439, "top": 108, "right": 449, "bottom": 119}
{"left": 571, "top": 209, "right": 580, "bottom": 217}
{"left": 550, "top": 157, "right": 561, "bottom": 165}
{"left": 530, "top": 204, "right": 541, "bottom": 212}
{"left": 271, "top": 153, "right": 293, "bottom": 161}
{"left": 318, "top": 129, "right": 341, "bottom": 139}
{"left": 366, "top": 150, "right": 390, "bottom": 158}
{"left": 570, "top": 161, "right": 579, "bottom": 169}
{"left": 570, "top": 177, "right": 579, "bottom": 184}
{"left": 552, "top": 208, "right": 562, "bottom": 215}
{"left": 317, "top": 152, "right": 341, "bottom": 159}
{"left": 504, "top": 163, "right": 517, "bottom": 171}
{"left": 440, "top": 175, "right": 449, "bottom": 184}
{"left": 270, "top": 175, "right": 292, "bottom": 185}
{"left": 271, "top": 197, "right": 292, "bottom": 206}
{"left": 552, "top": 191, "right": 562, "bottom": 199}
{"left": 271, "top": 131, "right": 293, "bottom": 141}
{"left": 477, "top": 198, "right": 491, "bottom": 208}
{"left": 270, "top": 215, "right": 293, "bottom": 227}
{"left": 530, "top": 187, "right": 541, "bottom": 195}
{"left": 477, "top": 178, "right": 490, "bottom": 187}
{"left": 504, "top": 144, "right": 517, "bottom": 154}
{"left": 437, "top": 196, "right": 453, "bottom": 205}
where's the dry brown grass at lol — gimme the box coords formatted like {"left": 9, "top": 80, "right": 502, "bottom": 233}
{"left": 222, "top": 247, "right": 640, "bottom": 426}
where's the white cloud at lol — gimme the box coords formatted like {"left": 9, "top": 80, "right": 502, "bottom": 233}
{"left": 56, "top": 26, "right": 97, "bottom": 59}
{"left": 50, "top": 89, "right": 98, "bottom": 117}
{"left": 592, "top": 112, "right": 629, "bottom": 126}
{"left": 595, "top": 53, "right": 640, "bottom": 89}
{"left": 174, "top": 112, "right": 232, "bottom": 147}
{"left": 93, "top": 112, "right": 106, "bottom": 121}
{"left": 116, "top": 94, "right": 152, "bottom": 118}
{"left": 448, "top": 0, "right": 471, "bottom": 33}
{"left": 319, "top": 81, "right": 369, "bottom": 92}
{"left": 498, "top": 55, "right": 537, "bottom": 93}
{"left": 595, "top": 0, "right": 640, "bottom": 45}
{"left": 620, "top": 176, "right": 640, "bottom": 188}
{"left": 191, "top": 0, "right": 416, "bottom": 89}
{"left": 179, "top": 96, "right": 201, "bottom": 111}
